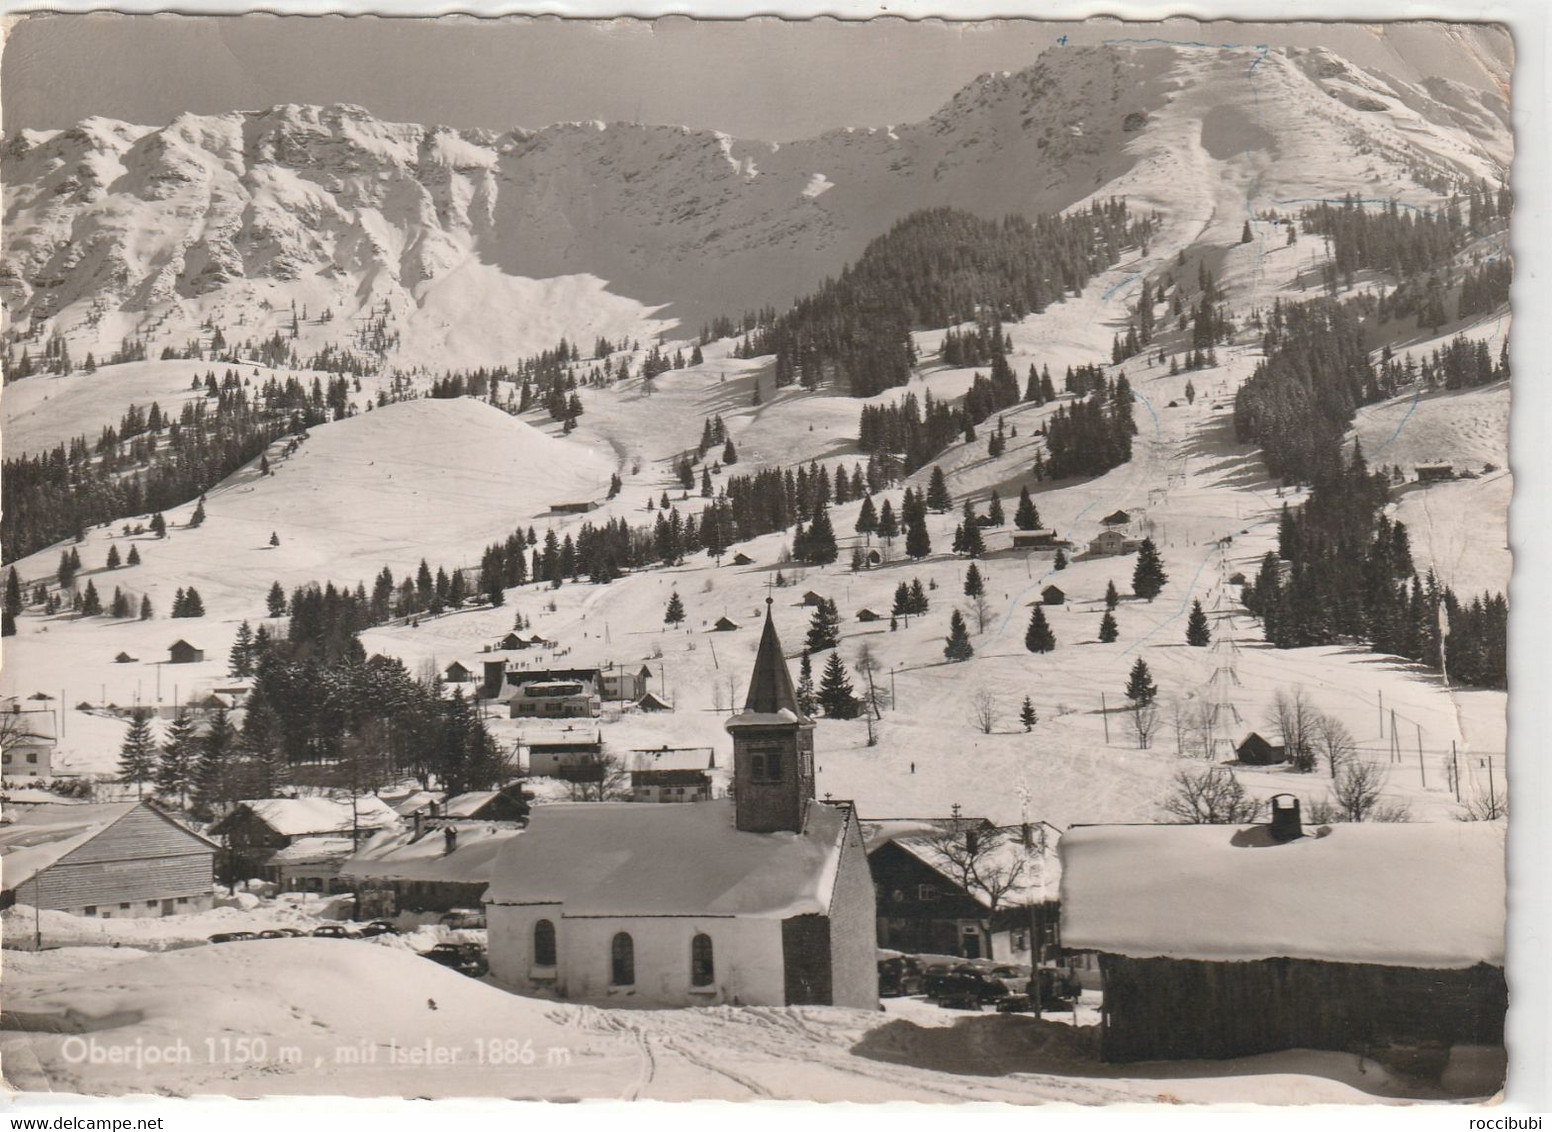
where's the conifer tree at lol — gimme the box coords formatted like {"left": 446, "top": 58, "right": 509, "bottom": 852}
{"left": 1025, "top": 605, "right": 1056, "bottom": 653}
{"left": 944, "top": 609, "right": 975, "bottom": 661}
{"left": 106, "top": 545, "right": 122, "bottom": 570}
{"left": 230, "top": 620, "right": 256, "bottom": 676}
{"left": 140, "top": 595, "right": 153, "bottom": 620}
{"left": 964, "top": 563, "right": 985, "bottom": 599}
{"left": 926, "top": 465, "right": 952, "bottom": 512}
{"left": 1053, "top": 548, "right": 1068, "bottom": 571}
{"left": 1, "top": 610, "right": 14, "bottom": 637}
{"left": 1014, "top": 486, "right": 1042, "bottom": 531}
{"left": 909, "top": 578, "right": 929, "bottom": 615}
{"left": 722, "top": 438, "right": 738, "bottom": 465}
{"left": 796, "top": 650, "right": 819, "bottom": 716}
{"left": 960, "top": 516, "right": 986, "bottom": 558}
{"left": 1186, "top": 599, "right": 1211, "bottom": 646}
{"left": 150, "top": 513, "right": 167, "bottom": 538}
{"left": 81, "top": 579, "right": 103, "bottom": 616}
{"left": 1125, "top": 658, "right": 1158, "bottom": 705}
{"left": 987, "top": 491, "right": 1005, "bottom": 527}
{"left": 905, "top": 510, "right": 932, "bottom": 560}
{"left": 4, "top": 568, "right": 21, "bottom": 619}
{"left": 189, "top": 497, "right": 206, "bottom": 528}
{"left": 877, "top": 499, "right": 898, "bottom": 547}
{"left": 818, "top": 651, "right": 859, "bottom": 718}
{"left": 192, "top": 705, "right": 238, "bottom": 819}
{"left": 1105, "top": 579, "right": 1120, "bottom": 610}
{"left": 156, "top": 711, "right": 199, "bottom": 808}
{"left": 269, "top": 531, "right": 280, "bottom": 547}
{"left": 1132, "top": 538, "right": 1168, "bottom": 599}
{"left": 1098, "top": 610, "right": 1119, "bottom": 643}
{"left": 118, "top": 710, "right": 159, "bottom": 798}
{"left": 181, "top": 587, "right": 205, "bottom": 617}
{"left": 804, "top": 502, "right": 838, "bottom": 564}
{"left": 855, "top": 495, "right": 878, "bottom": 540}
{"left": 110, "top": 587, "right": 130, "bottom": 619}
{"left": 57, "top": 550, "right": 77, "bottom": 589}
{"left": 1240, "top": 220, "right": 1253, "bottom": 244}
{"left": 891, "top": 581, "right": 912, "bottom": 623}
{"left": 1019, "top": 696, "right": 1038, "bottom": 731}
{"left": 664, "top": 590, "right": 686, "bottom": 626}
{"left": 127, "top": 545, "right": 142, "bottom": 566}
{"left": 806, "top": 598, "right": 841, "bottom": 652}
{"left": 267, "top": 581, "right": 287, "bottom": 617}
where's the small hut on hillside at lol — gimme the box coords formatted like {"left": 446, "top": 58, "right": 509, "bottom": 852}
{"left": 713, "top": 616, "right": 741, "bottom": 632}
{"left": 1235, "top": 732, "right": 1288, "bottom": 765}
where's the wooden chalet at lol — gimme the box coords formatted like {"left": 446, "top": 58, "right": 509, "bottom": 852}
{"left": 1235, "top": 731, "right": 1288, "bottom": 766}
{"left": 1012, "top": 529, "right": 1060, "bottom": 550}
{"left": 731, "top": 552, "right": 755, "bottom": 566}
{"left": 634, "top": 690, "right": 673, "bottom": 712}
{"left": 1060, "top": 803, "right": 1507, "bottom": 1066}
{"left": 801, "top": 591, "right": 828, "bottom": 607}
{"left": 444, "top": 660, "right": 477, "bottom": 683}
{"left": 1416, "top": 463, "right": 1455, "bottom": 484}
{"left": 1, "top": 801, "right": 216, "bottom": 919}
{"left": 1101, "top": 509, "right": 1132, "bottom": 527}
{"left": 1040, "top": 585, "right": 1066, "bottom": 606}
{"left": 114, "top": 651, "right": 138, "bottom": 664}
{"left": 168, "top": 639, "right": 204, "bottom": 664}
{"left": 712, "top": 615, "right": 741, "bottom": 632}
{"left": 207, "top": 796, "right": 400, "bottom": 884}
{"left": 856, "top": 608, "right": 883, "bottom": 622}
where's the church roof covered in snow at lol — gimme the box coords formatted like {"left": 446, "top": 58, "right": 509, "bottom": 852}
{"left": 726, "top": 599, "right": 812, "bottom": 729}
{"left": 1059, "top": 821, "right": 1506, "bottom": 969}
{"left": 485, "top": 798, "right": 848, "bottom": 917}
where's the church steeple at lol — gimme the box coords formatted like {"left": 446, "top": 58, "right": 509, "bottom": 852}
{"left": 726, "top": 599, "right": 815, "bottom": 832}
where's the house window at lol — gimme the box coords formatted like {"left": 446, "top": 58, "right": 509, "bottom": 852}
{"left": 533, "top": 919, "right": 557, "bottom": 967}
{"left": 918, "top": 884, "right": 939, "bottom": 902}
{"left": 147, "top": 899, "right": 158, "bottom": 907}
{"left": 26, "top": 753, "right": 37, "bottom": 764}
{"left": 84, "top": 906, "right": 97, "bottom": 916}
{"left": 177, "top": 897, "right": 189, "bottom": 905}
{"left": 691, "top": 933, "right": 714, "bottom": 987}
{"left": 610, "top": 932, "right": 635, "bottom": 987}
{"left": 119, "top": 902, "right": 130, "bottom": 910}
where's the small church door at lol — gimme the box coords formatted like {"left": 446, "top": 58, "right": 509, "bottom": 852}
{"left": 781, "top": 915, "right": 833, "bottom": 1005}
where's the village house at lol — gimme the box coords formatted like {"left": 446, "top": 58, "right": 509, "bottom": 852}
{"left": 1, "top": 704, "right": 57, "bottom": 779}
{"left": 712, "top": 615, "right": 741, "bottom": 632}
{"left": 629, "top": 747, "right": 717, "bottom": 803}
{"left": 1059, "top": 799, "right": 1507, "bottom": 1065}
{"left": 485, "top": 600, "right": 878, "bottom": 1009}
{"left": 206, "top": 796, "right": 401, "bottom": 884}
{"left": 1416, "top": 462, "right": 1456, "bottom": 483}
{"left": 443, "top": 660, "right": 478, "bottom": 684}
{"left": 1040, "top": 585, "right": 1066, "bottom": 606}
{"left": 1011, "top": 529, "right": 1061, "bottom": 551}
{"left": 269, "top": 836, "right": 358, "bottom": 894}
{"left": 0, "top": 801, "right": 216, "bottom": 920}
{"left": 600, "top": 664, "right": 655, "bottom": 704}
{"left": 1101, "top": 509, "right": 1132, "bottom": 527}
{"left": 856, "top": 608, "right": 883, "bottom": 623}
{"left": 506, "top": 668, "right": 602, "bottom": 719}
{"left": 865, "top": 818, "right": 1062, "bottom": 963}
{"left": 522, "top": 732, "right": 605, "bottom": 780}
{"left": 800, "top": 590, "right": 828, "bottom": 607}
{"left": 1234, "top": 731, "right": 1288, "bottom": 765}
{"left": 343, "top": 821, "right": 525, "bottom": 919}
{"left": 167, "top": 639, "right": 204, "bottom": 664}
{"left": 634, "top": 691, "right": 673, "bottom": 713}
{"left": 1087, "top": 530, "right": 1142, "bottom": 558}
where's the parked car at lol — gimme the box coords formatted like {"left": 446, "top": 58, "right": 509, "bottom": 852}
{"left": 878, "top": 955, "right": 924, "bottom": 997}
{"left": 423, "top": 942, "right": 488, "bottom": 977}
{"left": 209, "top": 931, "right": 257, "bottom": 944}
{"left": 357, "top": 920, "right": 399, "bottom": 937}
{"left": 929, "top": 966, "right": 1010, "bottom": 1010}
{"left": 986, "top": 964, "right": 1031, "bottom": 995}
{"left": 310, "top": 924, "right": 361, "bottom": 939}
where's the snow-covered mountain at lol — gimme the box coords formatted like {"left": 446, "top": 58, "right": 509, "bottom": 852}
{"left": 1, "top": 42, "right": 1510, "bottom": 367}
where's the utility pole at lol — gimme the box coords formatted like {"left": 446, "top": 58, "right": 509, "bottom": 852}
{"left": 1416, "top": 723, "right": 1425, "bottom": 788}
{"left": 1100, "top": 692, "right": 1110, "bottom": 744}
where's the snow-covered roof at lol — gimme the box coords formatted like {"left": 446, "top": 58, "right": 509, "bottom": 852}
{"left": 267, "top": 836, "right": 357, "bottom": 867}
{"left": 443, "top": 791, "right": 500, "bottom": 818}
{"left": 0, "top": 802, "right": 214, "bottom": 890}
{"left": 628, "top": 747, "right": 715, "bottom": 772}
{"left": 888, "top": 824, "right": 1062, "bottom": 907}
{"left": 339, "top": 822, "right": 523, "bottom": 884}
{"left": 1059, "top": 822, "right": 1506, "bottom": 969}
{"left": 237, "top": 796, "right": 399, "bottom": 837}
{"left": 485, "top": 798, "right": 848, "bottom": 918}
{"left": 383, "top": 789, "right": 441, "bottom": 817}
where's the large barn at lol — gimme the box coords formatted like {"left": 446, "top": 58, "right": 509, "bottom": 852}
{"left": 485, "top": 600, "right": 878, "bottom": 1009}
{"left": 1059, "top": 804, "right": 1506, "bottom": 1067}
{"left": 0, "top": 801, "right": 216, "bottom": 919}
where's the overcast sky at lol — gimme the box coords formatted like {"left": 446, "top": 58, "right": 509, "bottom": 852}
{"left": 1, "top": 15, "right": 1510, "bottom": 141}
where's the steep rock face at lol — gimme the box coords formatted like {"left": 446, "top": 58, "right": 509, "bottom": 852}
{"left": 0, "top": 43, "right": 1510, "bottom": 364}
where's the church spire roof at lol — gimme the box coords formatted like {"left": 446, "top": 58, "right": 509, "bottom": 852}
{"left": 732, "top": 598, "right": 810, "bottom": 724}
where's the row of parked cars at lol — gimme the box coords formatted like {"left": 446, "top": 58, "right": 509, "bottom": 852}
{"left": 207, "top": 920, "right": 489, "bottom": 977}
{"left": 879, "top": 952, "right": 1083, "bottom": 1012}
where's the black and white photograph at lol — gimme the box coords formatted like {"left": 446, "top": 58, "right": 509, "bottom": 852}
{"left": 0, "top": 7, "right": 1539, "bottom": 1113}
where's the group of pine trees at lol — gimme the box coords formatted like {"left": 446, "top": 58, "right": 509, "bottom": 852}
{"left": 2, "top": 369, "right": 337, "bottom": 562}
{"left": 1041, "top": 374, "right": 1137, "bottom": 480}
{"left": 723, "top": 201, "right": 1152, "bottom": 397}
{"left": 1240, "top": 446, "right": 1506, "bottom": 688}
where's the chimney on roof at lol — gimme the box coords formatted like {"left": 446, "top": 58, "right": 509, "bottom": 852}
{"left": 1021, "top": 822, "right": 1033, "bottom": 849}
{"left": 443, "top": 826, "right": 458, "bottom": 855}
{"left": 1269, "top": 793, "right": 1303, "bottom": 842}
{"left": 965, "top": 828, "right": 980, "bottom": 854}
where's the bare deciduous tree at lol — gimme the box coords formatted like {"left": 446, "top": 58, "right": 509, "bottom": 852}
{"left": 970, "top": 688, "right": 998, "bottom": 735}
{"left": 1323, "top": 757, "right": 1410, "bottom": 822}
{"left": 922, "top": 820, "right": 1028, "bottom": 960}
{"left": 1458, "top": 784, "right": 1508, "bottom": 821}
{"left": 1269, "top": 687, "right": 1319, "bottom": 772}
{"left": 1313, "top": 712, "right": 1356, "bottom": 778}
{"left": 971, "top": 590, "right": 994, "bottom": 634}
{"left": 1162, "top": 766, "right": 1261, "bottom": 824}
{"left": 1131, "top": 700, "right": 1160, "bottom": 749}
{"left": 567, "top": 750, "right": 632, "bottom": 802}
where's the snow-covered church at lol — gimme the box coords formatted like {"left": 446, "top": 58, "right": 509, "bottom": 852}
{"left": 485, "top": 600, "right": 879, "bottom": 1009}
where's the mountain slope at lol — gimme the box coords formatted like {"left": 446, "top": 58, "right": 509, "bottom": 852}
{"left": 1, "top": 43, "right": 1510, "bottom": 372}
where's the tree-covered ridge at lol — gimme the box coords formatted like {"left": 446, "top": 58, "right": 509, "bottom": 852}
{"left": 731, "top": 200, "right": 1153, "bottom": 397}
{"left": 2, "top": 369, "right": 347, "bottom": 563}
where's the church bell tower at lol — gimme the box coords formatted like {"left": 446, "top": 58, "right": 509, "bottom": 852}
{"left": 725, "top": 598, "right": 816, "bottom": 833}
